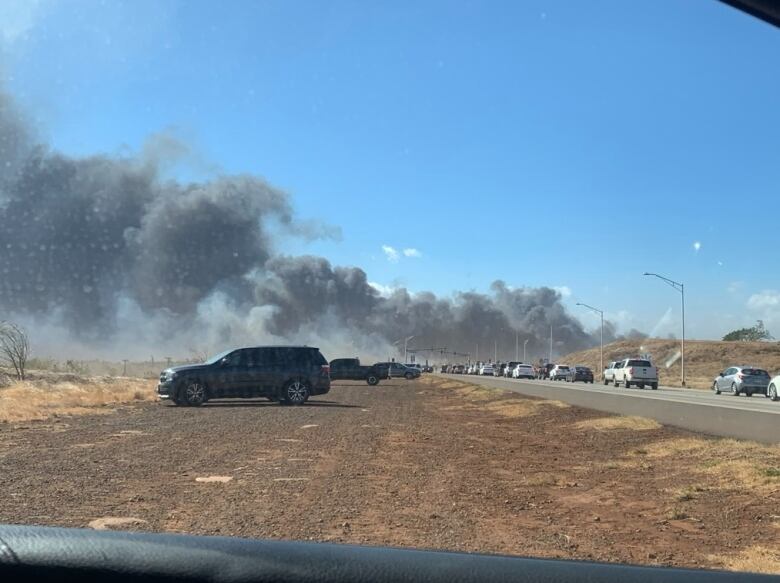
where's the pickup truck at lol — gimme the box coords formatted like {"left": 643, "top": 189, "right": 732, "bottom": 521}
{"left": 612, "top": 358, "right": 658, "bottom": 390}
{"left": 329, "top": 358, "right": 381, "bottom": 386}
{"left": 603, "top": 361, "right": 620, "bottom": 384}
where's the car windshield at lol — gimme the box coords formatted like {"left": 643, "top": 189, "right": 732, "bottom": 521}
{"left": 203, "top": 349, "right": 234, "bottom": 365}
{"left": 2, "top": 1, "right": 779, "bottom": 577}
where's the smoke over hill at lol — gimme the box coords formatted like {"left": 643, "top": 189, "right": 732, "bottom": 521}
{"left": 0, "top": 89, "right": 622, "bottom": 361}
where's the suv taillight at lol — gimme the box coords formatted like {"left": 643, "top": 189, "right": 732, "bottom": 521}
{"left": 628, "top": 367, "right": 634, "bottom": 374}
{"left": 321, "top": 364, "right": 330, "bottom": 377}
{"left": 737, "top": 372, "right": 744, "bottom": 379}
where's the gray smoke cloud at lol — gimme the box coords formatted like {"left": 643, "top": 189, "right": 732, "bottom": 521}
{"left": 0, "top": 89, "right": 609, "bottom": 361}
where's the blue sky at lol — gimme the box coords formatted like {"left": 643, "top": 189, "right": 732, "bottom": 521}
{"left": 1, "top": 0, "right": 779, "bottom": 340}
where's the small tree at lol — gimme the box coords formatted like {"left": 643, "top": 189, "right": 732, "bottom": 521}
{"left": 722, "top": 320, "right": 774, "bottom": 342}
{"left": 0, "top": 321, "right": 30, "bottom": 380}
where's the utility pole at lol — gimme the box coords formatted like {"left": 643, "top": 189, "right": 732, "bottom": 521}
{"left": 576, "top": 302, "right": 604, "bottom": 381}
{"left": 494, "top": 340, "right": 497, "bottom": 363}
{"left": 549, "top": 325, "right": 553, "bottom": 363}
{"left": 403, "top": 335, "right": 415, "bottom": 363}
{"left": 476, "top": 342, "right": 479, "bottom": 363}
{"left": 523, "top": 338, "right": 529, "bottom": 363}
{"left": 515, "top": 331, "right": 519, "bottom": 361}
{"left": 122, "top": 359, "right": 128, "bottom": 376}
{"left": 644, "top": 272, "right": 686, "bottom": 387}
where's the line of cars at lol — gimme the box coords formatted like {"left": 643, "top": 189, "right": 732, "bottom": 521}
{"left": 441, "top": 361, "right": 594, "bottom": 383}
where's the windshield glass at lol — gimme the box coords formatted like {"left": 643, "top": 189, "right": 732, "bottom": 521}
{"left": 1, "top": 1, "right": 779, "bottom": 577}
{"left": 203, "top": 349, "right": 234, "bottom": 365}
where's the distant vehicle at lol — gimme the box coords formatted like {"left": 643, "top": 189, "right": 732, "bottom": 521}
{"left": 712, "top": 366, "right": 770, "bottom": 397}
{"left": 549, "top": 365, "right": 570, "bottom": 381}
{"left": 440, "top": 364, "right": 450, "bottom": 374}
{"left": 537, "top": 363, "right": 556, "bottom": 380}
{"left": 567, "top": 366, "right": 594, "bottom": 384}
{"left": 503, "top": 362, "right": 523, "bottom": 377}
{"left": 329, "top": 358, "right": 382, "bottom": 386}
{"left": 374, "top": 362, "right": 420, "bottom": 380}
{"left": 405, "top": 363, "right": 424, "bottom": 374}
{"left": 511, "top": 364, "right": 535, "bottom": 379}
{"left": 494, "top": 363, "right": 507, "bottom": 377}
{"left": 603, "top": 361, "right": 620, "bottom": 385}
{"left": 479, "top": 363, "right": 494, "bottom": 376}
{"left": 613, "top": 358, "right": 658, "bottom": 390}
{"left": 768, "top": 373, "right": 780, "bottom": 401}
{"left": 157, "top": 345, "right": 330, "bottom": 406}
{"left": 452, "top": 364, "right": 465, "bottom": 374}
{"left": 422, "top": 365, "right": 433, "bottom": 373}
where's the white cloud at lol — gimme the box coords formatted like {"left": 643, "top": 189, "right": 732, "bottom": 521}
{"left": 553, "top": 285, "right": 572, "bottom": 298}
{"left": 747, "top": 290, "right": 780, "bottom": 310}
{"left": 727, "top": 281, "right": 744, "bottom": 294}
{"left": 0, "top": 0, "right": 47, "bottom": 45}
{"left": 368, "top": 281, "right": 396, "bottom": 297}
{"left": 381, "top": 245, "right": 399, "bottom": 263}
{"left": 693, "top": 241, "right": 701, "bottom": 252}
{"left": 402, "top": 248, "right": 422, "bottom": 258}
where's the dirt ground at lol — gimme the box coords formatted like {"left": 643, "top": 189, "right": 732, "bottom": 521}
{"left": 1, "top": 375, "right": 779, "bottom": 573}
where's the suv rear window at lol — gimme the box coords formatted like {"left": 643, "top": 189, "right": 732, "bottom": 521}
{"left": 627, "top": 360, "right": 652, "bottom": 367}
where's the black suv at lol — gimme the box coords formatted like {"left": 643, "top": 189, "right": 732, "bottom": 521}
{"left": 157, "top": 346, "right": 330, "bottom": 406}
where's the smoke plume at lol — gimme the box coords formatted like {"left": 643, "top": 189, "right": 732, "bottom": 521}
{"left": 0, "top": 89, "right": 605, "bottom": 361}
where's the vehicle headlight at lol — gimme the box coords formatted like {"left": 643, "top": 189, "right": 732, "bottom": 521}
{"left": 164, "top": 370, "right": 177, "bottom": 382}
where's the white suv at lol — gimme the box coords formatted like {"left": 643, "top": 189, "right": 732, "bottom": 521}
{"left": 550, "top": 365, "right": 570, "bottom": 381}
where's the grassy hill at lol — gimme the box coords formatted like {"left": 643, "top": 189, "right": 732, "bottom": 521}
{"left": 559, "top": 339, "right": 780, "bottom": 390}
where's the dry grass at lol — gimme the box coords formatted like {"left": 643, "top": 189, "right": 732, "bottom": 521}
{"left": 574, "top": 415, "right": 661, "bottom": 432}
{"left": 0, "top": 375, "right": 156, "bottom": 423}
{"left": 614, "top": 436, "right": 780, "bottom": 490}
{"left": 423, "top": 375, "right": 569, "bottom": 417}
{"left": 522, "top": 472, "right": 563, "bottom": 487}
{"left": 714, "top": 546, "right": 780, "bottom": 575}
{"left": 483, "top": 399, "right": 569, "bottom": 419}
{"left": 560, "top": 338, "right": 780, "bottom": 389}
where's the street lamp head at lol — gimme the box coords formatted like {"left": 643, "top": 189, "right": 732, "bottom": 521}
{"left": 575, "top": 302, "right": 582, "bottom": 306}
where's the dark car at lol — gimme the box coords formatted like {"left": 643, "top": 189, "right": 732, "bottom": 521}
{"left": 329, "top": 357, "right": 381, "bottom": 385}
{"left": 568, "top": 366, "right": 594, "bottom": 384}
{"left": 374, "top": 362, "right": 420, "bottom": 380}
{"left": 157, "top": 346, "right": 330, "bottom": 406}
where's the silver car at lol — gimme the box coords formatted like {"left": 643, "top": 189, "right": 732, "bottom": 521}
{"left": 712, "top": 366, "right": 770, "bottom": 397}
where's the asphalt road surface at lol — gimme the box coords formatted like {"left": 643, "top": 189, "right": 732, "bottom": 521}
{"left": 441, "top": 374, "right": 780, "bottom": 443}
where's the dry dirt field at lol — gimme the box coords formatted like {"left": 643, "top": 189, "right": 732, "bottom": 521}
{"left": 1, "top": 374, "right": 779, "bottom": 573}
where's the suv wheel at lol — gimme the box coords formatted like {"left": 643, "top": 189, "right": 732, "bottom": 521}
{"left": 769, "top": 384, "right": 778, "bottom": 402}
{"left": 404, "top": 372, "right": 414, "bottom": 380}
{"left": 366, "top": 374, "right": 379, "bottom": 386}
{"left": 282, "top": 380, "right": 309, "bottom": 406}
{"left": 731, "top": 382, "right": 740, "bottom": 396}
{"left": 182, "top": 381, "right": 206, "bottom": 407}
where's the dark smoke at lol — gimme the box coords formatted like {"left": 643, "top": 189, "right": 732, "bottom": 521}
{"left": 0, "top": 88, "right": 609, "bottom": 360}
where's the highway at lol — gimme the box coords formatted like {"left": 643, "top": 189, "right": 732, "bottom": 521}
{"left": 440, "top": 374, "right": 780, "bottom": 444}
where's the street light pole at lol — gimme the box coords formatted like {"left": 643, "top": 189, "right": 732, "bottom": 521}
{"left": 403, "top": 335, "right": 415, "bottom": 364}
{"left": 644, "top": 272, "right": 686, "bottom": 387}
{"left": 523, "top": 339, "right": 529, "bottom": 363}
{"left": 515, "top": 331, "right": 519, "bottom": 361}
{"left": 549, "top": 325, "right": 553, "bottom": 363}
{"left": 576, "top": 302, "right": 604, "bottom": 381}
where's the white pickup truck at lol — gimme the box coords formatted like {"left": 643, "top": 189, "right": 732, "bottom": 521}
{"left": 603, "top": 361, "right": 620, "bottom": 384}
{"left": 612, "top": 358, "right": 658, "bottom": 390}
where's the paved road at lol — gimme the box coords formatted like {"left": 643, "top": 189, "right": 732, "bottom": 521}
{"left": 441, "top": 374, "right": 780, "bottom": 443}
